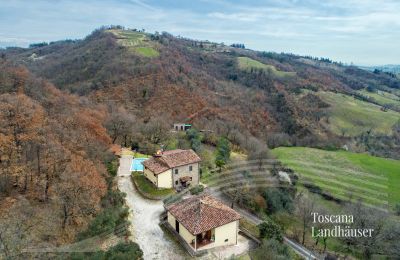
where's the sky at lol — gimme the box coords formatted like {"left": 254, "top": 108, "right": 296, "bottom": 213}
{"left": 0, "top": 0, "right": 399, "bottom": 65}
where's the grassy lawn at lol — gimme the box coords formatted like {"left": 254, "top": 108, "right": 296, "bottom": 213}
{"left": 237, "top": 57, "right": 296, "bottom": 78}
{"left": 271, "top": 147, "right": 400, "bottom": 210}
{"left": 133, "top": 152, "right": 150, "bottom": 158}
{"left": 358, "top": 89, "right": 400, "bottom": 106}
{"left": 132, "top": 172, "right": 175, "bottom": 199}
{"left": 107, "top": 29, "right": 159, "bottom": 57}
{"left": 120, "top": 149, "right": 150, "bottom": 158}
{"left": 317, "top": 91, "right": 400, "bottom": 136}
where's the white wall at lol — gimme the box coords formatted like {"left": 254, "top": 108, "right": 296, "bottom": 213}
{"left": 168, "top": 212, "right": 195, "bottom": 245}
{"left": 143, "top": 167, "right": 157, "bottom": 186}
{"left": 157, "top": 169, "right": 172, "bottom": 188}
{"left": 214, "top": 220, "right": 238, "bottom": 247}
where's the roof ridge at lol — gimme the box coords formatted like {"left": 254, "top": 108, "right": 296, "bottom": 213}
{"left": 200, "top": 199, "right": 234, "bottom": 214}
{"left": 157, "top": 157, "right": 171, "bottom": 168}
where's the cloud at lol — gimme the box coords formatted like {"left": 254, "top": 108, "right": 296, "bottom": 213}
{"left": 0, "top": 0, "right": 399, "bottom": 65}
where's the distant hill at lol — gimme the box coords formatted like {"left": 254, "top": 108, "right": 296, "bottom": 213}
{"left": 1, "top": 27, "right": 399, "bottom": 158}
{"left": 359, "top": 64, "right": 400, "bottom": 74}
{"left": 1, "top": 26, "right": 400, "bottom": 258}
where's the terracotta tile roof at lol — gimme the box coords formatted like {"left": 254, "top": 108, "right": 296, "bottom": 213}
{"left": 165, "top": 194, "right": 242, "bottom": 235}
{"left": 142, "top": 149, "right": 201, "bottom": 175}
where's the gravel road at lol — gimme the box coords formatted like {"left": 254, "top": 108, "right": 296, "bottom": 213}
{"left": 117, "top": 155, "right": 187, "bottom": 260}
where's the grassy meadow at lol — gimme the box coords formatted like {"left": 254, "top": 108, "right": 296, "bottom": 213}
{"left": 317, "top": 91, "right": 400, "bottom": 136}
{"left": 271, "top": 147, "right": 400, "bottom": 210}
{"left": 237, "top": 57, "right": 296, "bottom": 78}
{"left": 358, "top": 89, "right": 400, "bottom": 107}
{"left": 108, "top": 29, "right": 160, "bottom": 57}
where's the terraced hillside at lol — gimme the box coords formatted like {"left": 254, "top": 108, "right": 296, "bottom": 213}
{"left": 357, "top": 88, "right": 400, "bottom": 109}
{"left": 272, "top": 147, "right": 400, "bottom": 210}
{"left": 2, "top": 28, "right": 400, "bottom": 159}
{"left": 108, "top": 29, "right": 160, "bottom": 57}
{"left": 316, "top": 91, "right": 400, "bottom": 136}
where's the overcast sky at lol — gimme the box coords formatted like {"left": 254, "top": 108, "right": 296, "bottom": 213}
{"left": 0, "top": 0, "right": 399, "bottom": 65}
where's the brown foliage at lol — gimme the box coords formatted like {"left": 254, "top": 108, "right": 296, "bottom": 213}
{"left": 0, "top": 64, "right": 110, "bottom": 252}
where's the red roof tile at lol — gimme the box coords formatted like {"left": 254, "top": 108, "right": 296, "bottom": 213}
{"left": 142, "top": 149, "right": 201, "bottom": 175}
{"left": 165, "top": 194, "right": 242, "bottom": 235}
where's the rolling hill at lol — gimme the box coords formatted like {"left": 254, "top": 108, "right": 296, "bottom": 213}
{"left": 1, "top": 26, "right": 400, "bottom": 259}
{"left": 2, "top": 28, "right": 399, "bottom": 153}
{"left": 272, "top": 147, "right": 400, "bottom": 210}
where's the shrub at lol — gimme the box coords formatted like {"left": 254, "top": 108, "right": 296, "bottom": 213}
{"left": 321, "top": 191, "right": 342, "bottom": 204}
{"left": 106, "top": 160, "right": 118, "bottom": 177}
{"left": 258, "top": 221, "right": 283, "bottom": 242}
{"left": 190, "top": 185, "right": 204, "bottom": 195}
{"left": 215, "top": 137, "right": 230, "bottom": 168}
{"left": 105, "top": 241, "right": 143, "bottom": 260}
{"left": 395, "top": 203, "right": 400, "bottom": 216}
{"left": 71, "top": 241, "right": 143, "bottom": 260}
{"left": 303, "top": 182, "right": 322, "bottom": 194}
{"left": 186, "top": 128, "right": 202, "bottom": 152}
{"left": 263, "top": 188, "right": 294, "bottom": 214}
{"left": 250, "top": 239, "right": 291, "bottom": 260}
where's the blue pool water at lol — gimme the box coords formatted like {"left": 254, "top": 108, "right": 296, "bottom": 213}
{"left": 130, "top": 158, "right": 148, "bottom": 172}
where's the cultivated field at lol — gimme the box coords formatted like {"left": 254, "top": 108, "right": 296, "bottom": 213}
{"left": 272, "top": 147, "right": 400, "bottom": 211}
{"left": 357, "top": 89, "right": 400, "bottom": 107}
{"left": 237, "top": 57, "right": 296, "bottom": 78}
{"left": 317, "top": 91, "right": 400, "bottom": 136}
{"left": 108, "top": 29, "right": 159, "bottom": 57}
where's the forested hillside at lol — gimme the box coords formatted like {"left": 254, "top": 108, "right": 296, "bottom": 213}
{"left": 3, "top": 27, "right": 399, "bottom": 158}
{"left": 1, "top": 26, "right": 400, "bottom": 258}
{"left": 0, "top": 60, "right": 115, "bottom": 257}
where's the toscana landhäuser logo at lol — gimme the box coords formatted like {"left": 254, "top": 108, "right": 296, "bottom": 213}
{"left": 311, "top": 213, "right": 374, "bottom": 238}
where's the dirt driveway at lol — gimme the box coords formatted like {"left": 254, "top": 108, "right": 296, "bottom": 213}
{"left": 117, "top": 154, "right": 254, "bottom": 259}
{"left": 117, "top": 155, "right": 187, "bottom": 259}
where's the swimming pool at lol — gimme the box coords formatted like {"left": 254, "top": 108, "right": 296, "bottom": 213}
{"left": 130, "top": 158, "right": 148, "bottom": 172}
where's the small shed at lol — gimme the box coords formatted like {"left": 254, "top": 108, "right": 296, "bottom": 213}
{"left": 174, "top": 123, "right": 192, "bottom": 131}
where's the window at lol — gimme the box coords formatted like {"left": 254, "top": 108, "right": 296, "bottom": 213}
{"left": 175, "top": 169, "right": 178, "bottom": 174}
{"left": 189, "top": 165, "right": 192, "bottom": 171}
{"left": 175, "top": 181, "right": 178, "bottom": 185}
{"left": 224, "top": 239, "right": 229, "bottom": 242}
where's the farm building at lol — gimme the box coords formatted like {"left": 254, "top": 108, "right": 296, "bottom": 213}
{"left": 173, "top": 123, "right": 192, "bottom": 131}
{"left": 142, "top": 149, "right": 201, "bottom": 189}
{"left": 165, "top": 194, "right": 242, "bottom": 252}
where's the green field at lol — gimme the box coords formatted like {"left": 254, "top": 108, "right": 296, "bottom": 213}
{"left": 108, "top": 29, "right": 159, "bottom": 57}
{"left": 358, "top": 89, "right": 400, "bottom": 106}
{"left": 132, "top": 172, "right": 175, "bottom": 199}
{"left": 317, "top": 91, "right": 400, "bottom": 136}
{"left": 272, "top": 147, "right": 400, "bottom": 210}
{"left": 237, "top": 57, "right": 296, "bottom": 78}
{"left": 135, "top": 47, "right": 159, "bottom": 57}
